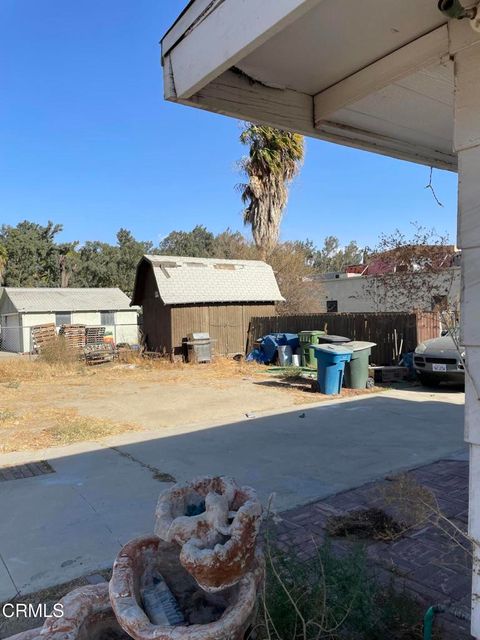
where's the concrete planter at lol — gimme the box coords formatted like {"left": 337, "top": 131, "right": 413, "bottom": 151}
{"left": 109, "top": 536, "right": 264, "bottom": 640}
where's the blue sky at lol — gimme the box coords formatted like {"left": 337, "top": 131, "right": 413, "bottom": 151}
{"left": 0, "top": 1, "right": 459, "bottom": 251}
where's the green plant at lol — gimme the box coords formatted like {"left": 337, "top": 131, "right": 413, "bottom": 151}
{"left": 256, "top": 540, "right": 426, "bottom": 639}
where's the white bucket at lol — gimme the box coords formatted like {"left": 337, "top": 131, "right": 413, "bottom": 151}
{"left": 277, "top": 345, "right": 293, "bottom": 366}
{"left": 291, "top": 354, "right": 301, "bottom": 367}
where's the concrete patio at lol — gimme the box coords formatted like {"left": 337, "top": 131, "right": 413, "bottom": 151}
{"left": 0, "top": 386, "right": 464, "bottom": 603}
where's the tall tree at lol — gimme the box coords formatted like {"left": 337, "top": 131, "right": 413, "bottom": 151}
{"left": 75, "top": 240, "right": 119, "bottom": 289}
{"left": 239, "top": 124, "right": 304, "bottom": 259}
{"left": 0, "top": 220, "right": 63, "bottom": 286}
{"left": 313, "top": 236, "right": 364, "bottom": 273}
{"left": 157, "top": 225, "right": 216, "bottom": 258}
{"left": 116, "top": 229, "right": 153, "bottom": 295}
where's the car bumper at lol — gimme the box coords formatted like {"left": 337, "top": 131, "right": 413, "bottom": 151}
{"left": 414, "top": 354, "right": 465, "bottom": 381}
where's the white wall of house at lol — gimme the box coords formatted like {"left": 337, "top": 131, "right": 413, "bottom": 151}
{"left": 317, "top": 267, "right": 461, "bottom": 314}
{"left": 1, "top": 309, "right": 138, "bottom": 353}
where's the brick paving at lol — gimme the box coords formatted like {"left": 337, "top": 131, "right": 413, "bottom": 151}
{"left": 275, "top": 459, "right": 472, "bottom": 639}
{"left": 0, "top": 460, "right": 54, "bottom": 482}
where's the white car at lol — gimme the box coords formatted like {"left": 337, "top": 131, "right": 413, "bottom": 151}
{"left": 414, "top": 331, "right": 465, "bottom": 387}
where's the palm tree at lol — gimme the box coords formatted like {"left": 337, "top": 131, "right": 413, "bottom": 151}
{"left": 239, "top": 124, "right": 304, "bottom": 259}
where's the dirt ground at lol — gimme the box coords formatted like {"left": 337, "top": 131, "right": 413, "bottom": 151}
{"left": 0, "top": 356, "right": 383, "bottom": 453}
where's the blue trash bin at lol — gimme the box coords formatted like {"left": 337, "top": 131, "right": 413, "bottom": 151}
{"left": 314, "top": 345, "right": 353, "bottom": 395}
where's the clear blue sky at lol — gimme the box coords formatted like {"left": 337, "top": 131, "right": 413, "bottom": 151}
{"left": 0, "top": 0, "right": 459, "bottom": 250}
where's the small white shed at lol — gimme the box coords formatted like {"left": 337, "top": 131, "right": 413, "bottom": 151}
{"left": 0, "top": 288, "right": 139, "bottom": 353}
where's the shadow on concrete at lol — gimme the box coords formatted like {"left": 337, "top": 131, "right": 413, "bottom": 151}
{"left": 0, "top": 392, "right": 465, "bottom": 599}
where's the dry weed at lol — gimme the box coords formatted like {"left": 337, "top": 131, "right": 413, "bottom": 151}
{"left": 0, "top": 406, "right": 138, "bottom": 453}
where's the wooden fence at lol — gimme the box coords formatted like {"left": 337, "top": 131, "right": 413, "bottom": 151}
{"left": 246, "top": 312, "right": 441, "bottom": 366}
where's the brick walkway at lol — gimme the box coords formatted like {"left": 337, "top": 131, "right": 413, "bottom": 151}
{"left": 275, "top": 459, "right": 472, "bottom": 639}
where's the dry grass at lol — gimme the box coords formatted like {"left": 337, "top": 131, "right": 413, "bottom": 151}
{"left": 0, "top": 355, "right": 384, "bottom": 453}
{"left": 0, "top": 404, "right": 138, "bottom": 453}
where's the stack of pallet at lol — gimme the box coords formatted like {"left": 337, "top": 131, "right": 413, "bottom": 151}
{"left": 31, "top": 324, "right": 57, "bottom": 354}
{"left": 84, "top": 326, "right": 114, "bottom": 364}
{"left": 59, "top": 324, "right": 86, "bottom": 354}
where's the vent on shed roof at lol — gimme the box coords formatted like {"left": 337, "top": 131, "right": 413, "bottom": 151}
{"left": 214, "top": 264, "right": 238, "bottom": 270}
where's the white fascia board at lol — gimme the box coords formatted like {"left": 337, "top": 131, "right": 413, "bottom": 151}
{"left": 162, "top": 0, "right": 214, "bottom": 57}
{"left": 182, "top": 69, "right": 457, "bottom": 171}
{"left": 314, "top": 25, "right": 449, "bottom": 125}
{"left": 164, "top": 0, "right": 323, "bottom": 100}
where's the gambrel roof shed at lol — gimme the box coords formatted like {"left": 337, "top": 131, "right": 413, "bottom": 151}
{"left": 131, "top": 255, "right": 284, "bottom": 306}
{"left": 131, "top": 255, "right": 283, "bottom": 356}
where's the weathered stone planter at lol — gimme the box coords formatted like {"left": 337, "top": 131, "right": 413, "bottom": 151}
{"left": 5, "top": 584, "right": 129, "bottom": 640}
{"left": 41, "top": 584, "right": 129, "bottom": 640}
{"left": 109, "top": 536, "right": 263, "bottom": 640}
{"left": 4, "top": 476, "right": 264, "bottom": 640}
{"left": 155, "top": 477, "right": 262, "bottom": 592}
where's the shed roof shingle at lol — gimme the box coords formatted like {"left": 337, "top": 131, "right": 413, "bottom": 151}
{"left": 2, "top": 288, "right": 134, "bottom": 313}
{"left": 140, "top": 255, "right": 284, "bottom": 305}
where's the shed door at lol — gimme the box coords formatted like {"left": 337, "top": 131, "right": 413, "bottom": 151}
{"left": 208, "top": 306, "right": 244, "bottom": 356}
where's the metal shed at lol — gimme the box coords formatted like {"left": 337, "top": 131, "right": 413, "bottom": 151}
{"left": 131, "top": 255, "right": 284, "bottom": 356}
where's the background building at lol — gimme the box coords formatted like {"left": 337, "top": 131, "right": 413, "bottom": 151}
{"left": 0, "top": 288, "right": 138, "bottom": 353}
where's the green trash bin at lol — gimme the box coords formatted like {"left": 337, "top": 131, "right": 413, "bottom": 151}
{"left": 298, "top": 330, "right": 326, "bottom": 368}
{"left": 343, "top": 341, "right": 376, "bottom": 389}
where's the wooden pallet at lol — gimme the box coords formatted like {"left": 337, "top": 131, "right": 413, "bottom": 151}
{"left": 31, "top": 323, "right": 57, "bottom": 353}
{"left": 85, "top": 326, "right": 106, "bottom": 344}
{"left": 84, "top": 326, "right": 114, "bottom": 364}
{"left": 59, "top": 324, "right": 86, "bottom": 352}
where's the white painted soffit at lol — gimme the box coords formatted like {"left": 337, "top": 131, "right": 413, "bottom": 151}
{"left": 162, "top": 0, "right": 460, "bottom": 170}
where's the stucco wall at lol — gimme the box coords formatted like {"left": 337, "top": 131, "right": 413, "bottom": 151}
{"left": 319, "top": 268, "right": 461, "bottom": 314}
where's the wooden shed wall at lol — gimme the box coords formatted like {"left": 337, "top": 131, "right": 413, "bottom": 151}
{"left": 170, "top": 303, "right": 276, "bottom": 356}
{"left": 141, "top": 267, "right": 172, "bottom": 352}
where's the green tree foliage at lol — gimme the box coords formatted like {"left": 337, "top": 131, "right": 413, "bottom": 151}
{"left": 0, "top": 221, "right": 63, "bottom": 287}
{"left": 0, "top": 222, "right": 152, "bottom": 295}
{"left": 313, "top": 236, "right": 364, "bottom": 273}
{"left": 115, "top": 229, "right": 153, "bottom": 295}
{"left": 157, "top": 225, "right": 216, "bottom": 258}
{"left": 0, "top": 220, "right": 365, "bottom": 316}
{"left": 75, "top": 230, "right": 152, "bottom": 295}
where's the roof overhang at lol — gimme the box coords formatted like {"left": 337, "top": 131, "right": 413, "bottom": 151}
{"left": 162, "top": 0, "right": 480, "bottom": 171}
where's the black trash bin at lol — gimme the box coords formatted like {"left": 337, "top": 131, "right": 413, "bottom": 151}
{"left": 317, "top": 334, "right": 350, "bottom": 345}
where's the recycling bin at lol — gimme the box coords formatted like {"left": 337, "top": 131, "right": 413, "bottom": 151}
{"left": 314, "top": 344, "right": 353, "bottom": 395}
{"left": 343, "top": 341, "right": 376, "bottom": 389}
{"left": 298, "top": 330, "right": 326, "bottom": 369}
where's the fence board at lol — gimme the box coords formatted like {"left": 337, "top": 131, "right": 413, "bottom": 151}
{"left": 246, "top": 312, "right": 440, "bottom": 366}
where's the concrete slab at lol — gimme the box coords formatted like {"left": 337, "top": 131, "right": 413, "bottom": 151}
{"left": 0, "top": 558, "right": 17, "bottom": 602}
{"left": 0, "top": 388, "right": 465, "bottom": 597}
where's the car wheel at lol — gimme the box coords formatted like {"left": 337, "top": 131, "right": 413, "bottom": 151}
{"left": 418, "top": 373, "right": 441, "bottom": 387}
